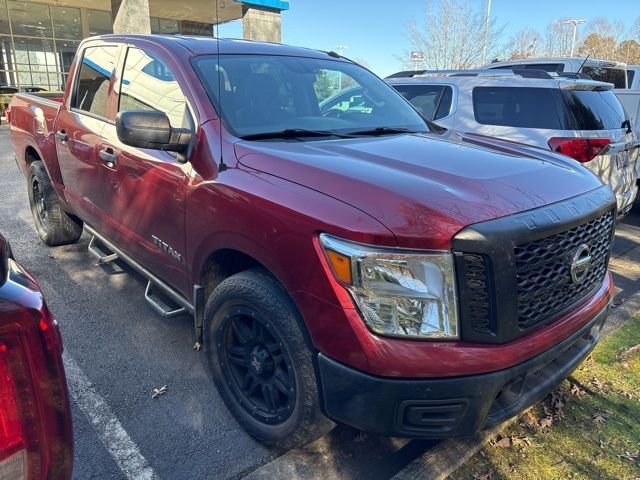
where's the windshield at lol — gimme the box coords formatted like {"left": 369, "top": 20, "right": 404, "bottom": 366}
{"left": 192, "top": 54, "right": 428, "bottom": 139}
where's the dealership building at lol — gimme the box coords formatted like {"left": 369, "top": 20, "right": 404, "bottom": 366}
{"left": 0, "top": 0, "right": 289, "bottom": 90}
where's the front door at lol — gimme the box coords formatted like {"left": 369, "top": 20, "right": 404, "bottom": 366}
{"left": 56, "top": 44, "right": 119, "bottom": 229}
{"left": 98, "top": 45, "right": 191, "bottom": 295}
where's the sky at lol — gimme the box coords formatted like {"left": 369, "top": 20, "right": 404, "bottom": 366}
{"left": 218, "top": 0, "right": 639, "bottom": 77}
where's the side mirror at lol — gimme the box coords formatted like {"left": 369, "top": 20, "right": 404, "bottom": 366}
{"left": 116, "top": 110, "right": 191, "bottom": 153}
{"left": 0, "top": 233, "right": 12, "bottom": 287}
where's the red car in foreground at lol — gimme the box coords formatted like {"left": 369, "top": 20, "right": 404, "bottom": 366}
{"left": 9, "top": 35, "right": 614, "bottom": 448}
{"left": 0, "top": 233, "right": 73, "bottom": 479}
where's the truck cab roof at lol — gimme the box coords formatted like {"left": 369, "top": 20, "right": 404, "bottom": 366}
{"left": 87, "top": 34, "right": 342, "bottom": 60}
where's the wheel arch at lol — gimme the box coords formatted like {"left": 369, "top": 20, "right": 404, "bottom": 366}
{"left": 195, "top": 244, "right": 315, "bottom": 349}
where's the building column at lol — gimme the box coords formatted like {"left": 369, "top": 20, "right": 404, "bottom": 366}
{"left": 111, "top": 0, "right": 151, "bottom": 34}
{"left": 242, "top": 6, "right": 281, "bottom": 43}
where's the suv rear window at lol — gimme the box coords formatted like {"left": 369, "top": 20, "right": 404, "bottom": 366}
{"left": 472, "top": 87, "right": 562, "bottom": 129}
{"left": 561, "top": 90, "right": 625, "bottom": 130}
{"left": 581, "top": 66, "right": 627, "bottom": 88}
{"left": 392, "top": 84, "right": 453, "bottom": 120}
{"left": 473, "top": 86, "right": 625, "bottom": 131}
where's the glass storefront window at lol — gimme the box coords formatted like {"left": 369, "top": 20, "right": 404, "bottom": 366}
{"left": 151, "top": 17, "right": 179, "bottom": 35}
{"left": 51, "top": 6, "right": 81, "bottom": 40}
{"left": 87, "top": 9, "right": 112, "bottom": 36}
{"left": 8, "top": 1, "right": 53, "bottom": 37}
{"left": 13, "top": 37, "right": 56, "bottom": 74}
{"left": 0, "top": 35, "right": 12, "bottom": 72}
{"left": 55, "top": 40, "right": 79, "bottom": 72}
{"left": 0, "top": 0, "right": 9, "bottom": 35}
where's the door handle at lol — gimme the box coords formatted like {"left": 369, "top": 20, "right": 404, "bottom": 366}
{"left": 99, "top": 148, "right": 117, "bottom": 167}
{"left": 56, "top": 130, "right": 68, "bottom": 142}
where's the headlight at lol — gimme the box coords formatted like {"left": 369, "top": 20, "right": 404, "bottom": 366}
{"left": 319, "top": 234, "right": 459, "bottom": 339}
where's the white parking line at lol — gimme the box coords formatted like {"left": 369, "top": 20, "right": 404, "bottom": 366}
{"left": 63, "top": 353, "right": 159, "bottom": 480}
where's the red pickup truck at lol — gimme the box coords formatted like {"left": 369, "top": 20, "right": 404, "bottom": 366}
{"left": 0, "top": 233, "right": 73, "bottom": 479}
{"left": 9, "top": 35, "right": 615, "bottom": 448}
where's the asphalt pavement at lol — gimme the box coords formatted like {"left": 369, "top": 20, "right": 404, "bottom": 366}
{"left": 1, "top": 124, "right": 638, "bottom": 480}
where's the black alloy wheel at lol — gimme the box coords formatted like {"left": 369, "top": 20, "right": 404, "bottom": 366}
{"left": 218, "top": 307, "right": 295, "bottom": 425}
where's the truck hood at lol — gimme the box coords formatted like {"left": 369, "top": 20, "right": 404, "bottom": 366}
{"left": 234, "top": 133, "right": 603, "bottom": 249}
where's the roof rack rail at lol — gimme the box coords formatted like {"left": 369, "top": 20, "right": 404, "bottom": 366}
{"left": 386, "top": 69, "right": 554, "bottom": 79}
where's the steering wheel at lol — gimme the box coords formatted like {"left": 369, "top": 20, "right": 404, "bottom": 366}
{"left": 322, "top": 108, "right": 344, "bottom": 119}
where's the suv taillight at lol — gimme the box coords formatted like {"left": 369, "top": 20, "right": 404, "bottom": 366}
{"left": 0, "top": 338, "right": 36, "bottom": 479}
{"left": 548, "top": 137, "right": 611, "bottom": 163}
{"left": 0, "top": 304, "right": 72, "bottom": 480}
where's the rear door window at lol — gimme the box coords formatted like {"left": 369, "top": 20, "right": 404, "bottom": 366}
{"left": 72, "top": 45, "right": 117, "bottom": 118}
{"left": 626, "top": 70, "right": 635, "bottom": 89}
{"left": 392, "top": 84, "right": 453, "bottom": 120}
{"left": 581, "top": 66, "right": 627, "bottom": 88}
{"left": 560, "top": 90, "right": 625, "bottom": 130}
{"left": 472, "top": 86, "right": 562, "bottom": 129}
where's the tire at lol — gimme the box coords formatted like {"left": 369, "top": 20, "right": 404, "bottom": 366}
{"left": 203, "top": 268, "right": 334, "bottom": 449}
{"left": 27, "top": 160, "right": 83, "bottom": 246}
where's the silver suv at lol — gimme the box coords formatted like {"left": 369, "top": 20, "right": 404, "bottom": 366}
{"left": 384, "top": 70, "right": 640, "bottom": 217}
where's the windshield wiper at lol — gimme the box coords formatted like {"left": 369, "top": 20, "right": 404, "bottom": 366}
{"left": 240, "top": 129, "right": 352, "bottom": 140}
{"left": 346, "top": 127, "right": 424, "bottom": 136}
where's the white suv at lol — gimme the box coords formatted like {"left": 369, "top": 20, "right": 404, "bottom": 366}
{"left": 384, "top": 70, "right": 640, "bottom": 216}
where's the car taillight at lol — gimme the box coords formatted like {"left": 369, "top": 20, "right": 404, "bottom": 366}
{"left": 4, "top": 107, "right": 10, "bottom": 125}
{"left": 0, "top": 306, "right": 72, "bottom": 480}
{"left": 0, "top": 338, "right": 37, "bottom": 480}
{"left": 548, "top": 137, "right": 611, "bottom": 163}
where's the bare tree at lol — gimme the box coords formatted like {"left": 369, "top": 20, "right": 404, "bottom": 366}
{"left": 402, "top": 0, "right": 503, "bottom": 70}
{"left": 631, "top": 17, "right": 640, "bottom": 42}
{"left": 544, "top": 18, "right": 572, "bottom": 56}
{"left": 503, "top": 28, "right": 544, "bottom": 59}
{"left": 584, "top": 17, "right": 625, "bottom": 42}
{"left": 616, "top": 39, "right": 640, "bottom": 64}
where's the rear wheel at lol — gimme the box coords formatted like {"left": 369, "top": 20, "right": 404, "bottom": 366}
{"left": 203, "top": 268, "right": 333, "bottom": 448}
{"left": 28, "top": 160, "right": 83, "bottom": 246}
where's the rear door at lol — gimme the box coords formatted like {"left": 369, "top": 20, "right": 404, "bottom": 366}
{"left": 55, "top": 43, "right": 119, "bottom": 228}
{"left": 98, "top": 44, "right": 191, "bottom": 294}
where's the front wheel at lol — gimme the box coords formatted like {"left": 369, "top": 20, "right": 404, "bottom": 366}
{"left": 203, "top": 268, "right": 333, "bottom": 449}
{"left": 28, "top": 160, "right": 83, "bottom": 246}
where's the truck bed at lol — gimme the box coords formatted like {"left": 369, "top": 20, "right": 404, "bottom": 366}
{"left": 9, "top": 93, "right": 66, "bottom": 197}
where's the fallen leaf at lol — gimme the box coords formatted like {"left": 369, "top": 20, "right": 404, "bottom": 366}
{"left": 592, "top": 378, "right": 604, "bottom": 390}
{"left": 592, "top": 413, "right": 607, "bottom": 425}
{"left": 570, "top": 384, "right": 585, "bottom": 397}
{"left": 192, "top": 342, "right": 202, "bottom": 351}
{"left": 353, "top": 432, "right": 368, "bottom": 443}
{"left": 539, "top": 416, "right": 553, "bottom": 429}
{"left": 473, "top": 471, "right": 493, "bottom": 480}
{"left": 493, "top": 436, "right": 512, "bottom": 448}
{"left": 152, "top": 385, "right": 168, "bottom": 398}
{"left": 612, "top": 296, "right": 627, "bottom": 308}
{"left": 617, "top": 451, "right": 639, "bottom": 462}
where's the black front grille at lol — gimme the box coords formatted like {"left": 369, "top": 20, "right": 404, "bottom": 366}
{"left": 453, "top": 186, "right": 616, "bottom": 344}
{"left": 461, "top": 253, "right": 493, "bottom": 334}
{"left": 514, "top": 210, "right": 613, "bottom": 330}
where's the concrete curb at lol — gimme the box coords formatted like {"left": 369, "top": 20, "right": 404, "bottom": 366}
{"left": 390, "top": 287, "right": 640, "bottom": 480}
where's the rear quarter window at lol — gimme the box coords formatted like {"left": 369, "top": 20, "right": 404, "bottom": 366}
{"left": 581, "top": 66, "right": 627, "bottom": 89}
{"left": 560, "top": 90, "right": 625, "bottom": 130}
{"left": 472, "top": 86, "right": 562, "bottom": 129}
{"left": 392, "top": 84, "right": 453, "bottom": 120}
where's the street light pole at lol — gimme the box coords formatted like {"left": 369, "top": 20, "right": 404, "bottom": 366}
{"left": 336, "top": 45, "right": 347, "bottom": 89}
{"left": 482, "top": 0, "right": 492, "bottom": 64}
{"left": 563, "top": 19, "right": 586, "bottom": 57}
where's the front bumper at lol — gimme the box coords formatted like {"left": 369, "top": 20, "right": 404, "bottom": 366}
{"left": 318, "top": 303, "right": 608, "bottom": 439}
